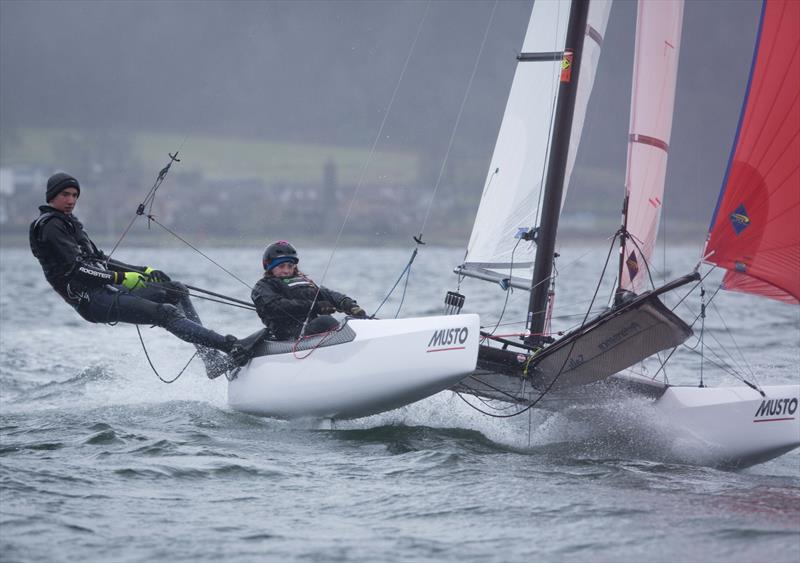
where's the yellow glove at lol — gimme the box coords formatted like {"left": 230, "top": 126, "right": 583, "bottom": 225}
{"left": 144, "top": 267, "right": 171, "bottom": 282}
{"left": 121, "top": 271, "right": 147, "bottom": 290}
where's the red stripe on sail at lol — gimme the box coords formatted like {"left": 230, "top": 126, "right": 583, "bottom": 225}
{"left": 705, "top": 0, "right": 800, "bottom": 304}
{"left": 629, "top": 133, "right": 669, "bottom": 152}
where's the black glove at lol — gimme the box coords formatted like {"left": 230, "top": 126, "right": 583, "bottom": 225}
{"left": 339, "top": 297, "right": 356, "bottom": 312}
{"left": 146, "top": 268, "right": 171, "bottom": 283}
{"left": 349, "top": 305, "right": 367, "bottom": 318}
{"left": 315, "top": 300, "right": 336, "bottom": 315}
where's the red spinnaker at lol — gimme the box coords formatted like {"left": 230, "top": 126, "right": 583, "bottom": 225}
{"left": 705, "top": 0, "right": 800, "bottom": 304}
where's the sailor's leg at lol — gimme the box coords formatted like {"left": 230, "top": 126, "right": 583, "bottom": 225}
{"left": 305, "top": 315, "right": 340, "bottom": 336}
{"left": 83, "top": 286, "right": 235, "bottom": 352}
{"left": 158, "top": 282, "right": 228, "bottom": 376}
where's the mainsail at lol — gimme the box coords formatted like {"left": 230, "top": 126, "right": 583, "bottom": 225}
{"left": 620, "top": 0, "right": 684, "bottom": 294}
{"left": 457, "top": 0, "right": 611, "bottom": 289}
{"left": 704, "top": 0, "right": 800, "bottom": 304}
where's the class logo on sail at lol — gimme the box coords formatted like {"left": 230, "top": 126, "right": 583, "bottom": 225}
{"left": 729, "top": 204, "right": 751, "bottom": 235}
{"left": 626, "top": 250, "right": 639, "bottom": 281}
{"left": 427, "top": 327, "right": 469, "bottom": 352}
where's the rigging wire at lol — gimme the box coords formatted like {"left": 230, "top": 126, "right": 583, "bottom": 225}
{"left": 105, "top": 145, "right": 185, "bottom": 263}
{"left": 311, "top": 2, "right": 430, "bottom": 291}
{"left": 485, "top": 238, "right": 522, "bottom": 336}
{"left": 708, "top": 298, "right": 758, "bottom": 383}
{"left": 459, "top": 233, "right": 620, "bottom": 418}
{"left": 293, "top": 2, "right": 432, "bottom": 334}
{"left": 649, "top": 279, "right": 764, "bottom": 393}
{"left": 371, "top": 249, "right": 418, "bottom": 319}
{"left": 416, "top": 0, "right": 499, "bottom": 238}
{"left": 144, "top": 215, "right": 253, "bottom": 291}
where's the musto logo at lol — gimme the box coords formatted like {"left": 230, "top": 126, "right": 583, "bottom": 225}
{"left": 753, "top": 397, "right": 798, "bottom": 422}
{"left": 427, "top": 327, "right": 469, "bottom": 352}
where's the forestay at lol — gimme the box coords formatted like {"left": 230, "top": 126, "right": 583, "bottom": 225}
{"left": 704, "top": 0, "right": 800, "bottom": 304}
{"left": 620, "top": 0, "right": 684, "bottom": 293}
{"left": 457, "top": 0, "right": 611, "bottom": 289}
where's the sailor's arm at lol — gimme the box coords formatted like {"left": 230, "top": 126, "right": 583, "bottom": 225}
{"left": 41, "top": 221, "right": 126, "bottom": 288}
{"left": 321, "top": 287, "right": 366, "bottom": 317}
{"left": 252, "top": 282, "right": 314, "bottom": 323}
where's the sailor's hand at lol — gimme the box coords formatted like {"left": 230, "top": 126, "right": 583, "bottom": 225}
{"left": 121, "top": 271, "right": 147, "bottom": 290}
{"left": 144, "top": 267, "right": 171, "bottom": 283}
{"left": 315, "top": 300, "right": 336, "bottom": 315}
{"left": 349, "top": 305, "right": 367, "bottom": 318}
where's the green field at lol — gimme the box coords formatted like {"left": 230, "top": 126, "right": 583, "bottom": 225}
{"left": 2, "top": 127, "right": 421, "bottom": 186}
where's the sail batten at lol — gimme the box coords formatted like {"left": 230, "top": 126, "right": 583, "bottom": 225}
{"left": 705, "top": 0, "right": 800, "bottom": 304}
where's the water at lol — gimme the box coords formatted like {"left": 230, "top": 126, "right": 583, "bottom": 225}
{"left": 1, "top": 245, "right": 798, "bottom": 562}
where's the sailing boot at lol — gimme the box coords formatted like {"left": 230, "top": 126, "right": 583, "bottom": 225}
{"left": 195, "top": 345, "right": 230, "bottom": 380}
{"left": 223, "top": 335, "right": 253, "bottom": 367}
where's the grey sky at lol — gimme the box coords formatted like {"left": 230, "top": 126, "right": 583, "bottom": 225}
{"left": 1, "top": 0, "right": 762, "bottom": 235}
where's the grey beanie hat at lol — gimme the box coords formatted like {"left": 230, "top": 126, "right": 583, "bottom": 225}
{"left": 46, "top": 172, "right": 80, "bottom": 202}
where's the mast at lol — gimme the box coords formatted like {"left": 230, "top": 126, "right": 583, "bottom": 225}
{"left": 526, "top": 0, "right": 591, "bottom": 344}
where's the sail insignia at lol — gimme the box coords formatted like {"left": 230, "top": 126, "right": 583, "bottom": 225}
{"left": 729, "top": 204, "right": 751, "bottom": 235}
{"left": 626, "top": 250, "right": 640, "bottom": 281}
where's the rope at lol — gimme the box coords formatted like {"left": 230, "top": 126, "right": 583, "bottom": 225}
{"left": 371, "top": 247, "right": 419, "bottom": 319}
{"left": 291, "top": 323, "right": 344, "bottom": 360}
{"left": 145, "top": 215, "right": 253, "bottom": 291}
{"left": 136, "top": 325, "right": 197, "bottom": 384}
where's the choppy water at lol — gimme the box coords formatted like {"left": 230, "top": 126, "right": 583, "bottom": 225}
{"left": 1, "top": 245, "right": 798, "bottom": 562}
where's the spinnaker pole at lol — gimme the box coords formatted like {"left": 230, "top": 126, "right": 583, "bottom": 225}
{"left": 526, "top": 0, "right": 591, "bottom": 344}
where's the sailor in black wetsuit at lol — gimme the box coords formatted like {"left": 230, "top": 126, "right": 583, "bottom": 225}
{"left": 251, "top": 241, "right": 367, "bottom": 340}
{"left": 29, "top": 172, "right": 249, "bottom": 373}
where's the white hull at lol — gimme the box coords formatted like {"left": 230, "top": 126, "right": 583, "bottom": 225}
{"left": 652, "top": 383, "right": 800, "bottom": 468}
{"left": 227, "top": 314, "right": 479, "bottom": 420}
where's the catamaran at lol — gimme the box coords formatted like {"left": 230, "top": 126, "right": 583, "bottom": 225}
{"left": 449, "top": 0, "right": 799, "bottom": 468}
{"left": 225, "top": 0, "right": 798, "bottom": 469}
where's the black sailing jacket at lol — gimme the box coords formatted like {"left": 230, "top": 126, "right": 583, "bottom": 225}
{"left": 251, "top": 274, "right": 357, "bottom": 340}
{"left": 29, "top": 206, "right": 144, "bottom": 311}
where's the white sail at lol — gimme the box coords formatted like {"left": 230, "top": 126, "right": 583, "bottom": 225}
{"left": 620, "top": 0, "right": 684, "bottom": 293}
{"left": 564, "top": 0, "right": 612, "bottom": 215}
{"left": 458, "top": 0, "right": 611, "bottom": 289}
